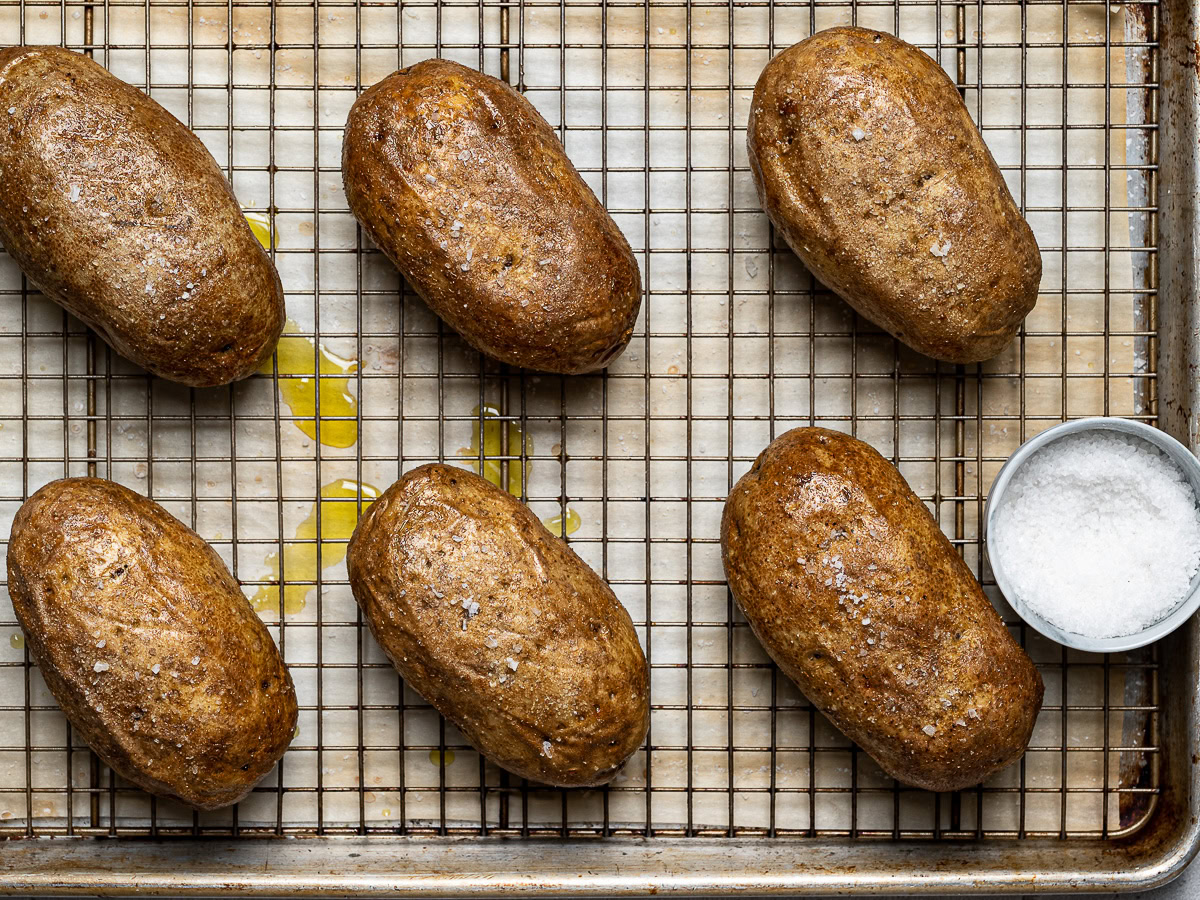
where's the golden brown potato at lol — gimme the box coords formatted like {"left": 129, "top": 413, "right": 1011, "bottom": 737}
{"left": 722, "top": 428, "right": 1043, "bottom": 792}
{"left": 0, "top": 46, "right": 284, "bottom": 387}
{"left": 342, "top": 58, "right": 641, "bottom": 374}
{"left": 347, "top": 464, "right": 648, "bottom": 786}
{"left": 7, "top": 478, "right": 297, "bottom": 810}
{"left": 747, "top": 27, "right": 1041, "bottom": 363}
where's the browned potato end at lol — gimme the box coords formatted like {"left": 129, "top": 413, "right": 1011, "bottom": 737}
{"left": 7, "top": 478, "right": 297, "bottom": 810}
{"left": 722, "top": 428, "right": 1043, "bottom": 792}
{"left": 347, "top": 464, "right": 649, "bottom": 786}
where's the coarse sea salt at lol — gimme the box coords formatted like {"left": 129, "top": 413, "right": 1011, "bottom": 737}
{"left": 991, "top": 430, "right": 1200, "bottom": 639}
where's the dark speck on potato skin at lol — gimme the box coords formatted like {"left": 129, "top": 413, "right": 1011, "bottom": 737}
{"left": 341, "top": 58, "right": 642, "bottom": 374}
{"left": 6, "top": 477, "right": 297, "bottom": 811}
{"left": 721, "top": 427, "right": 1043, "bottom": 793}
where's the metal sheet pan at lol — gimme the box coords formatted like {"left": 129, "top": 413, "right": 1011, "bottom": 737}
{"left": 1, "top": 0, "right": 1198, "bottom": 892}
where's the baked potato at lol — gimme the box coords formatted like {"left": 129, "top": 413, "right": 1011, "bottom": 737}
{"left": 342, "top": 58, "right": 641, "bottom": 373}
{"left": 7, "top": 477, "right": 297, "bottom": 810}
{"left": 347, "top": 463, "right": 649, "bottom": 786}
{"left": 722, "top": 427, "right": 1043, "bottom": 792}
{"left": 747, "top": 27, "right": 1041, "bottom": 363}
{"left": 0, "top": 46, "right": 284, "bottom": 386}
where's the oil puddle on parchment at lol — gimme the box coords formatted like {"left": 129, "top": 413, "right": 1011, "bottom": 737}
{"left": 252, "top": 479, "right": 380, "bottom": 617}
{"left": 457, "top": 404, "right": 531, "bottom": 497}
{"left": 9, "top": 633, "right": 23, "bottom": 650}
{"left": 456, "top": 405, "right": 580, "bottom": 537}
{"left": 261, "top": 320, "right": 359, "bottom": 449}
{"left": 544, "top": 508, "right": 582, "bottom": 537}
{"left": 245, "top": 210, "right": 273, "bottom": 250}
{"left": 247, "top": 213, "right": 360, "bottom": 450}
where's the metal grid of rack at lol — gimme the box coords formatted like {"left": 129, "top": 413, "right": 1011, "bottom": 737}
{"left": 0, "top": 0, "right": 1161, "bottom": 844}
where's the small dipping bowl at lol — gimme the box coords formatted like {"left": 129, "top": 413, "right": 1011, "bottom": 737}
{"left": 985, "top": 417, "right": 1200, "bottom": 653}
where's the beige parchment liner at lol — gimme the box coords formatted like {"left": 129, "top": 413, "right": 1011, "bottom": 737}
{"left": 0, "top": 0, "right": 1157, "bottom": 838}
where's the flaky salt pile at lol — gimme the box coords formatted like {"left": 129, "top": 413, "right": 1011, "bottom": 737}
{"left": 991, "top": 430, "right": 1200, "bottom": 639}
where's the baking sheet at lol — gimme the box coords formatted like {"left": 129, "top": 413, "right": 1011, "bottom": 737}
{"left": 0, "top": 0, "right": 1157, "bottom": 838}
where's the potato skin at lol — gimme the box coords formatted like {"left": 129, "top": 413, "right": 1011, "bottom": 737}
{"left": 6, "top": 478, "right": 297, "bottom": 810}
{"left": 342, "top": 58, "right": 641, "bottom": 374}
{"left": 347, "top": 464, "right": 649, "bottom": 786}
{"left": 721, "top": 428, "right": 1043, "bottom": 792}
{"left": 0, "top": 46, "right": 284, "bottom": 387}
{"left": 747, "top": 28, "right": 1041, "bottom": 363}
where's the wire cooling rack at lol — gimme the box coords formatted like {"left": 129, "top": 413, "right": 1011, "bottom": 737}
{"left": 0, "top": 0, "right": 1163, "bottom": 846}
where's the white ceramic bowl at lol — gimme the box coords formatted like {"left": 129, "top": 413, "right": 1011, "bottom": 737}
{"left": 984, "top": 417, "right": 1200, "bottom": 653}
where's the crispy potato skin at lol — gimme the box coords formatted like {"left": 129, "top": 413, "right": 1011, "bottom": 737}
{"left": 721, "top": 428, "right": 1043, "bottom": 792}
{"left": 7, "top": 478, "right": 297, "bottom": 810}
{"left": 347, "top": 464, "right": 649, "bottom": 786}
{"left": 0, "top": 47, "right": 284, "bottom": 386}
{"left": 747, "top": 28, "right": 1041, "bottom": 363}
{"left": 342, "top": 58, "right": 641, "bottom": 373}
